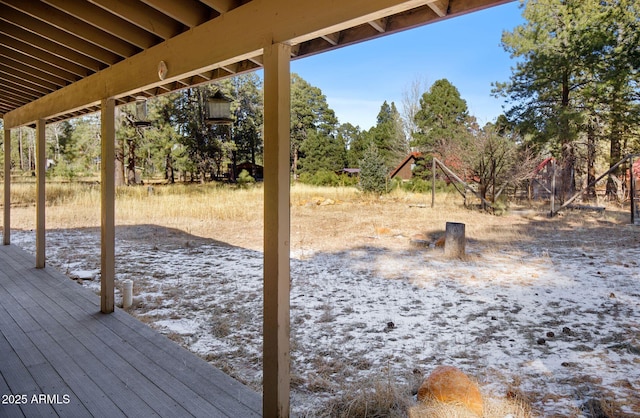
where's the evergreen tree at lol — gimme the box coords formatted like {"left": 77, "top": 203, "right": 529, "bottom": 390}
{"left": 66, "top": 116, "right": 101, "bottom": 176}
{"left": 174, "top": 86, "right": 225, "bottom": 182}
{"left": 358, "top": 143, "right": 388, "bottom": 194}
{"left": 493, "top": 0, "right": 640, "bottom": 199}
{"left": 228, "top": 74, "right": 263, "bottom": 168}
{"left": 341, "top": 123, "right": 367, "bottom": 168}
{"left": 413, "top": 79, "right": 471, "bottom": 159}
{"left": 299, "top": 129, "right": 346, "bottom": 174}
{"left": 290, "top": 73, "right": 338, "bottom": 178}
{"left": 365, "top": 101, "right": 407, "bottom": 169}
{"left": 145, "top": 94, "right": 183, "bottom": 183}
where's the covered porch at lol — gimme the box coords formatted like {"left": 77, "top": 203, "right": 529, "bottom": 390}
{"left": 1, "top": 0, "right": 510, "bottom": 415}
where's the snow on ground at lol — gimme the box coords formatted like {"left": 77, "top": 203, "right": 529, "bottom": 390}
{"left": 11, "top": 222, "right": 640, "bottom": 417}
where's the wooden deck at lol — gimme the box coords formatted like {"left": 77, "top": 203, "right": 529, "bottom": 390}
{"left": 0, "top": 244, "right": 262, "bottom": 417}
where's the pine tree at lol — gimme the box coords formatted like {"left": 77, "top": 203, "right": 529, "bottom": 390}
{"left": 290, "top": 74, "right": 338, "bottom": 178}
{"left": 365, "top": 101, "right": 407, "bottom": 169}
{"left": 412, "top": 79, "right": 471, "bottom": 159}
{"left": 358, "top": 143, "right": 388, "bottom": 194}
{"left": 299, "top": 130, "right": 346, "bottom": 174}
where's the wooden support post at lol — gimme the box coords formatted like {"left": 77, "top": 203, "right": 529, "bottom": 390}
{"left": 431, "top": 157, "right": 436, "bottom": 208}
{"left": 444, "top": 222, "right": 465, "bottom": 259}
{"left": 550, "top": 159, "right": 556, "bottom": 217}
{"left": 263, "top": 42, "right": 291, "bottom": 418}
{"left": 262, "top": 40, "right": 291, "bottom": 417}
{"left": 3, "top": 128, "right": 10, "bottom": 245}
{"left": 631, "top": 155, "right": 637, "bottom": 225}
{"left": 35, "top": 119, "right": 46, "bottom": 268}
{"left": 101, "top": 98, "right": 115, "bottom": 314}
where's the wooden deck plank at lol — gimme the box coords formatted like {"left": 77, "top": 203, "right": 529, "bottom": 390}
{"left": 6, "top": 260, "right": 260, "bottom": 416}
{"left": 0, "top": 333, "right": 57, "bottom": 418}
{"left": 0, "top": 371, "right": 26, "bottom": 418}
{"left": 26, "top": 328, "right": 128, "bottom": 418}
{"left": 27, "top": 362, "right": 92, "bottom": 418}
{"left": 0, "top": 318, "right": 44, "bottom": 395}
{"left": 3, "top": 244, "right": 262, "bottom": 416}
{"left": 26, "top": 305, "right": 161, "bottom": 418}
{"left": 7, "top": 278, "right": 190, "bottom": 418}
{"left": 0, "top": 244, "right": 262, "bottom": 417}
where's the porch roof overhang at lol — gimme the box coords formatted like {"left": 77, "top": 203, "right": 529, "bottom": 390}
{"left": 1, "top": 0, "right": 512, "bottom": 128}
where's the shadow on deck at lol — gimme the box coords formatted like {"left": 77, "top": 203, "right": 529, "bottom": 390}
{"left": 0, "top": 244, "right": 262, "bottom": 417}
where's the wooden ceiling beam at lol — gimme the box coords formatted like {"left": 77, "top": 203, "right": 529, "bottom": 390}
{"left": 248, "top": 56, "right": 264, "bottom": 66}
{"left": 1, "top": 83, "right": 42, "bottom": 102}
{"left": 0, "top": 87, "right": 36, "bottom": 105}
{"left": 427, "top": 0, "right": 449, "bottom": 16}
{"left": 0, "top": 0, "right": 138, "bottom": 58}
{"left": 0, "top": 25, "right": 104, "bottom": 72}
{"left": 0, "top": 65, "right": 60, "bottom": 91}
{"left": 0, "top": 72, "right": 54, "bottom": 96}
{"left": 220, "top": 63, "right": 239, "bottom": 74}
{"left": 0, "top": 47, "right": 79, "bottom": 83}
{"left": 0, "top": 59, "right": 68, "bottom": 88}
{"left": 41, "top": 0, "right": 159, "bottom": 49}
{"left": 320, "top": 32, "right": 341, "bottom": 46}
{"left": 141, "top": 0, "right": 211, "bottom": 28}
{"left": 4, "top": 0, "right": 434, "bottom": 126}
{"left": 0, "top": 35, "right": 90, "bottom": 78}
{"left": 368, "top": 18, "right": 388, "bottom": 32}
{"left": 199, "top": 0, "right": 241, "bottom": 14}
{"left": 0, "top": 5, "right": 121, "bottom": 65}
{"left": 88, "top": 0, "right": 184, "bottom": 40}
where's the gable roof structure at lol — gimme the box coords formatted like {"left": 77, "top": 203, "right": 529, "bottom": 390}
{"left": 390, "top": 151, "right": 423, "bottom": 179}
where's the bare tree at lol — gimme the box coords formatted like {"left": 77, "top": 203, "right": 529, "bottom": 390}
{"left": 400, "top": 75, "right": 429, "bottom": 144}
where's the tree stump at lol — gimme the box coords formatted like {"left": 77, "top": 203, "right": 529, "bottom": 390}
{"left": 444, "top": 222, "right": 465, "bottom": 258}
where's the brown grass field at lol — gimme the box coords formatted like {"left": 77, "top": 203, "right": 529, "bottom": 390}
{"left": 3, "top": 180, "right": 564, "bottom": 252}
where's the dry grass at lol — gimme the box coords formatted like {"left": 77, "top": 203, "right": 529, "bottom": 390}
{"left": 409, "top": 396, "right": 532, "bottom": 418}
{"left": 319, "top": 374, "right": 413, "bottom": 418}
{"left": 2, "top": 180, "right": 541, "bottom": 252}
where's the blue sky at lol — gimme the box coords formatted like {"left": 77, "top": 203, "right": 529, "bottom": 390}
{"left": 290, "top": 2, "right": 526, "bottom": 130}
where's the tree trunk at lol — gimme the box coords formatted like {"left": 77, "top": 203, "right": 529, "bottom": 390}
{"left": 559, "top": 69, "right": 574, "bottom": 203}
{"left": 291, "top": 146, "right": 298, "bottom": 180}
{"left": 165, "top": 151, "right": 174, "bottom": 183}
{"left": 126, "top": 138, "right": 136, "bottom": 185}
{"left": 114, "top": 136, "right": 125, "bottom": 187}
{"left": 18, "top": 130, "right": 25, "bottom": 171}
{"left": 606, "top": 90, "right": 622, "bottom": 200}
{"left": 586, "top": 122, "right": 596, "bottom": 200}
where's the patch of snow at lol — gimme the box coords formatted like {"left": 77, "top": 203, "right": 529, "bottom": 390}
{"left": 10, "top": 226, "right": 640, "bottom": 416}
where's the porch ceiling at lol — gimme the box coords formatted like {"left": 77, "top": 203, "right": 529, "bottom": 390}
{"left": 0, "top": 0, "right": 511, "bottom": 127}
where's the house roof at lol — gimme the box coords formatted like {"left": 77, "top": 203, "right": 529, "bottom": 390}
{"left": 1, "top": 0, "right": 512, "bottom": 128}
{"left": 389, "top": 151, "right": 422, "bottom": 178}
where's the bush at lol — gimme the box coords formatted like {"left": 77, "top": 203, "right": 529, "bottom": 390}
{"left": 298, "top": 169, "right": 358, "bottom": 187}
{"left": 236, "top": 169, "right": 255, "bottom": 188}
{"left": 312, "top": 169, "right": 340, "bottom": 186}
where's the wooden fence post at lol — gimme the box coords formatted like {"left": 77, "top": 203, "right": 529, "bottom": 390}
{"left": 550, "top": 159, "right": 556, "bottom": 217}
{"left": 431, "top": 157, "right": 436, "bottom": 208}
